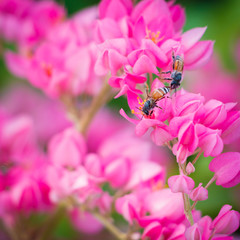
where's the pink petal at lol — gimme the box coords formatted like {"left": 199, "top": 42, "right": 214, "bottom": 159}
{"left": 168, "top": 174, "right": 195, "bottom": 194}
{"left": 119, "top": 109, "right": 139, "bottom": 125}
{"left": 184, "top": 40, "right": 214, "bottom": 70}
{"left": 142, "top": 222, "right": 162, "bottom": 240}
{"left": 209, "top": 152, "right": 240, "bottom": 188}
{"left": 132, "top": 54, "right": 158, "bottom": 75}
{"left": 181, "top": 27, "right": 207, "bottom": 51}
{"left": 135, "top": 118, "right": 162, "bottom": 136}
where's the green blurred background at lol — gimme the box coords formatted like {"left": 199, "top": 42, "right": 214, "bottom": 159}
{"left": 0, "top": 0, "right": 240, "bottom": 238}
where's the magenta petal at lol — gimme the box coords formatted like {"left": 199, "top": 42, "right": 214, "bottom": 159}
{"left": 99, "top": 0, "right": 132, "bottom": 20}
{"left": 209, "top": 152, "right": 240, "bottom": 188}
{"left": 142, "top": 221, "right": 162, "bottom": 240}
{"left": 184, "top": 40, "right": 214, "bottom": 70}
{"left": 151, "top": 126, "right": 173, "bottom": 146}
{"left": 105, "top": 157, "right": 130, "bottom": 188}
{"left": 135, "top": 118, "right": 162, "bottom": 136}
{"left": 190, "top": 183, "right": 208, "bottom": 201}
{"left": 168, "top": 175, "right": 195, "bottom": 194}
{"left": 212, "top": 205, "right": 240, "bottom": 235}
{"left": 185, "top": 223, "right": 202, "bottom": 240}
{"left": 141, "top": 39, "right": 168, "bottom": 65}
{"left": 181, "top": 27, "right": 207, "bottom": 51}
{"left": 119, "top": 109, "right": 139, "bottom": 125}
{"left": 132, "top": 54, "right": 158, "bottom": 75}
{"left": 5, "top": 51, "right": 28, "bottom": 78}
{"left": 221, "top": 111, "right": 240, "bottom": 144}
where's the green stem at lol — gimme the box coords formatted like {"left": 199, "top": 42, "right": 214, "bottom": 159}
{"left": 179, "top": 164, "right": 194, "bottom": 225}
{"left": 35, "top": 204, "right": 66, "bottom": 240}
{"left": 79, "top": 80, "right": 112, "bottom": 135}
{"left": 92, "top": 211, "right": 127, "bottom": 240}
{"left": 192, "top": 151, "right": 202, "bottom": 165}
{"left": 205, "top": 175, "right": 216, "bottom": 189}
{"left": 182, "top": 193, "right": 194, "bottom": 225}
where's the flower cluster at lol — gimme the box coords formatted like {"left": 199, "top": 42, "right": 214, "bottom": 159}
{"left": 0, "top": 0, "right": 239, "bottom": 239}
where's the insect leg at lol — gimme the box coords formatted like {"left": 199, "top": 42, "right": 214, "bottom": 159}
{"left": 161, "top": 71, "right": 171, "bottom": 74}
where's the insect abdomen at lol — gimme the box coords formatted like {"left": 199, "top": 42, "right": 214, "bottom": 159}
{"left": 152, "top": 87, "right": 169, "bottom": 100}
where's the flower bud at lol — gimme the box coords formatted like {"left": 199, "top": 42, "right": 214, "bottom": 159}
{"left": 211, "top": 205, "right": 240, "bottom": 235}
{"left": 168, "top": 174, "right": 194, "bottom": 194}
{"left": 185, "top": 224, "right": 202, "bottom": 240}
{"left": 190, "top": 183, "right": 208, "bottom": 201}
{"left": 186, "top": 162, "right": 195, "bottom": 174}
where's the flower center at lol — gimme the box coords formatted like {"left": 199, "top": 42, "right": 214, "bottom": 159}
{"left": 145, "top": 28, "right": 164, "bottom": 44}
{"left": 41, "top": 62, "right": 53, "bottom": 77}
{"left": 131, "top": 97, "right": 145, "bottom": 115}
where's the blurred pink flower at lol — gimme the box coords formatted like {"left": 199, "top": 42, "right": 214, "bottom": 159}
{"left": 0, "top": 0, "right": 65, "bottom": 46}
{"left": 70, "top": 210, "right": 103, "bottom": 234}
{"left": 185, "top": 223, "right": 202, "bottom": 240}
{"left": 49, "top": 128, "right": 86, "bottom": 169}
{"left": 209, "top": 152, "right": 240, "bottom": 188}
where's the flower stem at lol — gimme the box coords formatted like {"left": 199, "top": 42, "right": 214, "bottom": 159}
{"left": 179, "top": 164, "right": 194, "bottom": 225}
{"left": 205, "top": 175, "right": 216, "bottom": 189}
{"left": 79, "top": 80, "right": 112, "bottom": 135}
{"left": 35, "top": 204, "right": 66, "bottom": 240}
{"left": 182, "top": 193, "right": 194, "bottom": 225}
{"left": 92, "top": 211, "right": 127, "bottom": 240}
{"left": 192, "top": 151, "right": 202, "bottom": 165}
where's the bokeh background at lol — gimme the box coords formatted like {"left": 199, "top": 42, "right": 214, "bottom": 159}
{"left": 0, "top": 0, "right": 240, "bottom": 238}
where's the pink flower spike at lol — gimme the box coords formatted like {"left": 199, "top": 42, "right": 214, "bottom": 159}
{"left": 142, "top": 221, "right": 162, "bottom": 240}
{"left": 168, "top": 174, "right": 195, "bottom": 194}
{"left": 211, "top": 205, "right": 240, "bottom": 235}
{"left": 186, "top": 162, "right": 195, "bottom": 175}
{"left": 190, "top": 183, "right": 208, "bottom": 202}
{"left": 185, "top": 223, "right": 202, "bottom": 240}
{"left": 209, "top": 152, "right": 240, "bottom": 188}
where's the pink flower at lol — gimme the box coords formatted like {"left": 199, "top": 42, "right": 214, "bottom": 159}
{"left": 181, "top": 27, "right": 214, "bottom": 69}
{"left": 190, "top": 183, "right": 208, "bottom": 202}
{"left": 185, "top": 223, "right": 202, "bottom": 240}
{"left": 144, "top": 189, "right": 184, "bottom": 222}
{"left": 221, "top": 110, "right": 240, "bottom": 145}
{"left": 70, "top": 210, "right": 103, "bottom": 234}
{"left": 49, "top": 128, "right": 86, "bottom": 169}
{"left": 47, "top": 166, "right": 90, "bottom": 203}
{"left": 209, "top": 152, "right": 240, "bottom": 188}
{"left": 186, "top": 162, "right": 195, "bottom": 175}
{"left": 196, "top": 124, "right": 223, "bottom": 157}
{"left": 168, "top": 174, "right": 195, "bottom": 194}
{"left": 0, "top": 0, "right": 65, "bottom": 45}
{"left": 99, "top": 0, "right": 133, "bottom": 20}
{"left": 142, "top": 221, "right": 162, "bottom": 240}
{"left": 211, "top": 205, "right": 240, "bottom": 235}
{"left": 200, "top": 100, "right": 227, "bottom": 128}
{"left": 0, "top": 114, "right": 38, "bottom": 162}
{"left": 0, "top": 85, "right": 71, "bottom": 144}
{"left": 104, "top": 157, "right": 131, "bottom": 188}
{"left": 115, "top": 193, "right": 142, "bottom": 223}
